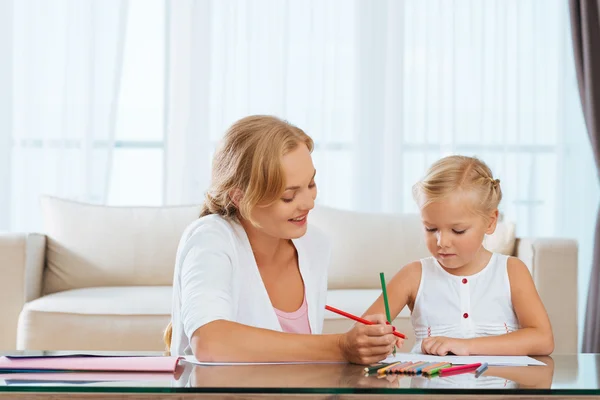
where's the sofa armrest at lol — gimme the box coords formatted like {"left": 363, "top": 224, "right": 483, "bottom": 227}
{"left": 0, "top": 233, "right": 46, "bottom": 350}
{"left": 515, "top": 237, "right": 578, "bottom": 354}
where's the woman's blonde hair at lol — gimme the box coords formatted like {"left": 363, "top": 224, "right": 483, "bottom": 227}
{"left": 200, "top": 115, "right": 314, "bottom": 224}
{"left": 163, "top": 115, "right": 314, "bottom": 351}
{"left": 412, "top": 155, "right": 502, "bottom": 217}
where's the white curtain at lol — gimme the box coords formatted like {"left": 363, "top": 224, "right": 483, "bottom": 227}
{"left": 165, "top": 0, "right": 361, "bottom": 206}
{"left": 1, "top": 0, "right": 128, "bottom": 232}
{"left": 165, "top": 0, "right": 597, "bottom": 345}
{"left": 165, "top": 0, "right": 596, "bottom": 224}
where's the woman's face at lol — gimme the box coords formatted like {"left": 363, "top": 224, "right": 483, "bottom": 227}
{"left": 250, "top": 144, "right": 317, "bottom": 240}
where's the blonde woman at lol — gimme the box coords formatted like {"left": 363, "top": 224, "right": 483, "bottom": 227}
{"left": 364, "top": 155, "right": 554, "bottom": 356}
{"left": 166, "top": 115, "right": 401, "bottom": 364}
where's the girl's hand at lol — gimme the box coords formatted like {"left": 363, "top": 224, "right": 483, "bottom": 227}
{"left": 421, "top": 336, "right": 470, "bottom": 356}
{"left": 395, "top": 337, "right": 405, "bottom": 348}
{"left": 338, "top": 314, "right": 397, "bottom": 365}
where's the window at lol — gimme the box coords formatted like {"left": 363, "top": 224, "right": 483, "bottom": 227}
{"left": 108, "top": 0, "right": 165, "bottom": 206}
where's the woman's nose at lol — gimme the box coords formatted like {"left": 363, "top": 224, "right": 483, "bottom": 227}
{"left": 298, "top": 191, "right": 315, "bottom": 211}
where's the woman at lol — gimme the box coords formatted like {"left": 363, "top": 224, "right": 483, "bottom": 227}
{"left": 165, "top": 115, "right": 401, "bottom": 364}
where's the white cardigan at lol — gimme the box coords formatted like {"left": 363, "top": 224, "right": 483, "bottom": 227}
{"left": 170, "top": 214, "right": 331, "bottom": 356}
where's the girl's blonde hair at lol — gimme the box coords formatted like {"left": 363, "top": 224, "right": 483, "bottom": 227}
{"left": 163, "top": 115, "right": 314, "bottom": 351}
{"left": 412, "top": 155, "right": 502, "bottom": 216}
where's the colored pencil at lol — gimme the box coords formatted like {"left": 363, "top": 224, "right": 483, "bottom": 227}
{"left": 324, "top": 305, "right": 406, "bottom": 339}
{"left": 386, "top": 361, "right": 414, "bottom": 374}
{"left": 403, "top": 361, "right": 429, "bottom": 374}
{"left": 423, "top": 363, "right": 452, "bottom": 375}
{"left": 379, "top": 272, "right": 395, "bottom": 355}
{"left": 439, "top": 362, "right": 481, "bottom": 376}
{"left": 438, "top": 368, "right": 477, "bottom": 377}
{"left": 421, "top": 362, "right": 450, "bottom": 374}
{"left": 474, "top": 362, "right": 489, "bottom": 378}
{"left": 376, "top": 361, "right": 404, "bottom": 374}
{"left": 412, "top": 362, "right": 438, "bottom": 374}
{"left": 364, "top": 362, "right": 393, "bottom": 374}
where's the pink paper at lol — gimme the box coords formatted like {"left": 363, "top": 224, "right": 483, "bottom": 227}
{"left": 0, "top": 371, "right": 175, "bottom": 382}
{"left": 0, "top": 356, "right": 181, "bottom": 372}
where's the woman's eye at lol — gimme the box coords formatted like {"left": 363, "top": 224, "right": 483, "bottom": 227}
{"left": 282, "top": 198, "right": 294, "bottom": 203}
{"left": 453, "top": 229, "right": 466, "bottom": 234}
{"left": 425, "top": 227, "right": 437, "bottom": 232}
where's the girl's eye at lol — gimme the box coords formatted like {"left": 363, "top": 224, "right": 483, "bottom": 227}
{"left": 282, "top": 198, "right": 294, "bottom": 203}
{"left": 453, "top": 229, "right": 466, "bottom": 234}
{"left": 425, "top": 227, "right": 437, "bottom": 232}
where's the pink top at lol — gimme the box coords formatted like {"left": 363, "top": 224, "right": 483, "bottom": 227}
{"left": 274, "top": 294, "right": 312, "bottom": 334}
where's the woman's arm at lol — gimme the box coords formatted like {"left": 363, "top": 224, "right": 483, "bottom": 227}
{"left": 422, "top": 257, "right": 555, "bottom": 356}
{"left": 362, "top": 261, "right": 421, "bottom": 320}
{"left": 178, "top": 223, "right": 397, "bottom": 364}
{"left": 192, "top": 315, "right": 397, "bottom": 365}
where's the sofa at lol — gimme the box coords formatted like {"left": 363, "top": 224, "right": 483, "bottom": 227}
{"left": 0, "top": 196, "right": 578, "bottom": 354}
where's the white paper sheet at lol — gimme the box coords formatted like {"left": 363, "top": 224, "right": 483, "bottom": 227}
{"left": 383, "top": 353, "right": 545, "bottom": 366}
{"left": 182, "top": 356, "right": 344, "bottom": 366}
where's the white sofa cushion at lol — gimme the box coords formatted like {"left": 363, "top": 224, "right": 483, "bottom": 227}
{"left": 17, "top": 287, "right": 172, "bottom": 351}
{"left": 21, "top": 286, "right": 172, "bottom": 315}
{"left": 483, "top": 216, "right": 517, "bottom": 256}
{"left": 40, "top": 196, "right": 201, "bottom": 294}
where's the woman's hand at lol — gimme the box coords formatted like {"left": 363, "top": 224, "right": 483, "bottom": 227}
{"left": 337, "top": 314, "right": 397, "bottom": 365}
{"left": 421, "top": 336, "right": 470, "bottom": 356}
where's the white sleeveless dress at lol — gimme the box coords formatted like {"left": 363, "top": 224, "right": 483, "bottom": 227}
{"left": 410, "top": 253, "right": 520, "bottom": 353}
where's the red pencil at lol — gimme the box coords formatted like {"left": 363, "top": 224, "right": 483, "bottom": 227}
{"left": 439, "top": 362, "right": 481, "bottom": 375}
{"left": 325, "top": 305, "right": 406, "bottom": 339}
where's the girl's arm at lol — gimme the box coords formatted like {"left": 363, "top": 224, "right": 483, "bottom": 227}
{"left": 191, "top": 314, "right": 397, "bottom": 365}
{"left": 464, "top": 257, "right": 554, "bottom": 355}
{"left": 362, "top": 261, "right": 422, "bottom": 321}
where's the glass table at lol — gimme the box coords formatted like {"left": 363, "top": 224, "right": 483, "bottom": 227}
{"left": 0, "top": 352, "right": 599, "bottom": 399}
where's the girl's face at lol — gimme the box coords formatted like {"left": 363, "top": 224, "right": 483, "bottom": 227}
{"left": 249, "top": 144, "right": 317, "bottom": 240}
{"left": 419, "top": 191, "right": 498, "bottom": 274}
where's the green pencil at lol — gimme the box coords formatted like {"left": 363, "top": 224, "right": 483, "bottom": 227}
{"left": 379, "top": 272, "right": 395, "bottom": 356}
{"left": 425, "top": 363, "right": 452, "bottom": 375}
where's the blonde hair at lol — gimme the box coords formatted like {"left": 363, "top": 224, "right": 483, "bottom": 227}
{"left": 199, "top": 115, "right": 314, "bottom": 224}
{"left": 163, "top": 322, "right": 172, "bottom": 353}
{"left": 163, "top": 115, "right": 314, "bottom": 351}
{"left": 412, "top": 155, "right": 502, "bottom": 216}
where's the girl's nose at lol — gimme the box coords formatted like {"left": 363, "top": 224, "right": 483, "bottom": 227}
{"left": 436, "top": 232, "right": 450, "bottom": 248}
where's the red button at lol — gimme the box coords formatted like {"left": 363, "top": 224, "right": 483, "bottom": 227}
{"left": 462, "top": 278, "right": 468, "bottom": 284}
{"left": 463, "top": 313, "right": 469, "bottom": 319}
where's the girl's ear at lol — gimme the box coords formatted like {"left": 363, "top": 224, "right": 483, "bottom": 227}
{"left": 229, "top": 189, "right": 243, "bottom": 208}
{"left": 486, "top": 209, "right": 499, "bottom": 234}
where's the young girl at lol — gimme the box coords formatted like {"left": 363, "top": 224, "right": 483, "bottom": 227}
{"left": 166, "top": 115, "right": 399, "bottom": 364}
{"left": 364, "top": 155, "right": 554, "bottom": 356}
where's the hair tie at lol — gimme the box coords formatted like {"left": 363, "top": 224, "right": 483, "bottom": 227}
{"left": 489, "top": 177, "right": 500, "bottom": 188}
